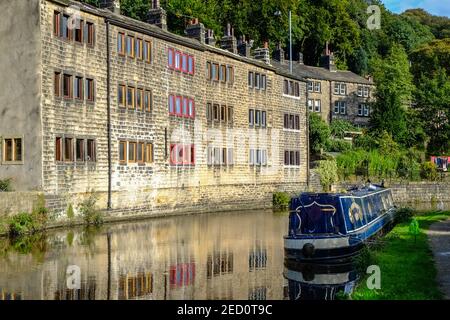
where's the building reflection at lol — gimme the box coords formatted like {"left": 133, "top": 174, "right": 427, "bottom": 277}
{"left": 0, "top": 210, "right": 287, "bottom": 300}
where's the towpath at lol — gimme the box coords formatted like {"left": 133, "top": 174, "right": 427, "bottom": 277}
{"left": 427, "top": 218, "right": 450, "bottom": 299}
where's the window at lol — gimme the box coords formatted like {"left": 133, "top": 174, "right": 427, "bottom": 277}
{"left": 261, "top": 111, "right": 267, "bottom": 128}
{"left": 219, "top": 65, "right": 226, "bottom": 82}
{"left": 249, "top": 149, "right": 254, "bottom": 165}
{"left": 86, "top": 79, "right": 94, "bottom": 102}
{"left": 212, "top": 63, "right": 219, "bottom": 81}
{"left": 144, "top": 41, "right": 152, "bottom": 63}
{"left": 284, "top": 150, "right": 300, "bottom": 166}
{"left": 188, "top": 56, "right": 194, "bottom": 74}
{"left": 284, "top": 113, "right": 300, "bottom": 130}
{"left": 261, "top": 75, "right": 266, "bottom": 90}
{"left": 169, "top": 95, "right": 175, "bottom": 114}
{"left": 295, "top": 115, "right": 300, "bottom": 130}
{"left": 54, "top": 11, "right": 61, "bottom": 37}
{"left": 137, "top": 89, "right": 144, "bottom": 111}
{"left": 54, "top": 72, "right": 61, "bottom": 97}
{"left": 76, "top": 139, "right": 85, "bottom": 161}
{"left": 182, "top": 97, "right": 188, "bottom": 116}
{"left": 87, "top": 139, "right": 96, "bottom": 162}
{"left": 86, "top": 22, "right": 94, "bottom": 45}
{"left": 255, "top": 110, "right": 261, "bottom": 126}
{"left": 126, "top": 35, "right": 135, "bottom": 58}
{"left": 55, "top": 137, "right": 62, "bottom": 162}
{"left": 119, "top": 141, "right": 127, "bottom": 164}
{"left": 357, "top": 86, "right": 363, "bottom": 97}
{"left": 63, "top": 74, "right": 72, "bottom": 98}
{"left": 249, "top": 109, "right": 254, "bottom": 126}
{"left": 128, "top": 142, "right": 137, "bottom": 163}
{"left": 62, "top": 15, "right": 72, "bottom": 40}
{"left": 227, "top": 106, "right": 233, "bottom": 125}
{"left": 307, "top": 81, "right": 313, "bottom": 92}
{"left": 213, "top": 104, "right": 219, "bottom": 121}
{"left": 145, "top": 90, "right": 152, "bottom": 112}
{"left": 294, "top": 82, "right": 300, "bottom": 97}
{"left": 75, "top": 20, "right": 83, "bottom": 43}
{"left": 248, "top": 72, "right": 254, "bottom": 88}
{"left": 284, "top": 79, "right": 300, "bottom": 97}
{"left": 334, "top": 82, "right": 346, "bottom": 95}
{"left": 118, "top": 32, "right": 125, "bottom": 55}
{"left": 206, "top": 103, "right": 212, "bottom": 121}
{"left": 255, "top": 73, "right": 260, "bottom": 89}
{"left": 175, "top": 96, "right": 181, "bottom": 115}
{"left": 118, "top": 85, "right": 126, "bottom": 107}
{"left": 188, "top": 99, "right": 195, "bottom": 118}
{"left": 170, "top": 144, "right": 195, "bottom": 165}
{"left": 358, "top": 104, "right": 370, "bottom": 117}
{"left": 364, "top": 86, "right": 369, "bottom": 97}
{"left": 334, "top": 101, "right": 346, "bottom": 114}
{"left": 314, "top": 100, "right": 321, "bottom": 112}
{"left": 220, "top": 105, "right": 226, "bottom": 122}
{"left": 206, "top": 62, "right": 212, "bottom": 80}
{"left": 226, "top": 66, "right": 234, "bottom": 84}
{"left": 64, "top": 138, "right": 73, "bottom": 162}
{"left": 182, "top": 53, "right": 188, "bottom": 73}
{"left": 364, "top": 104, "right": 370, "bottom": 116}
{"left": 3, "top": 138, "right": 23, "bottom": 163}
{"left": 314, "top": 82, "right": 321, "bottom": 92}
{"left": 146, "top": 143, "right": 154, "bottom": 163}
{"left": 284, "top": 80, "right": 289, "bottom": 95}
{"left": 127, "top": 86, "right": 135, "bottom": 109}
{"left": 308, "top": 99, "right": 313, "bottom": 112}
{"left": 249, "top": 149, "right": 267, "bottom": 166}
{"left": 137, "top": 142, "right": 145, "bottom": 164}
{"left": 136, "top": 38, "right": 143, "bottom": 60}
{"left": 74, "top": 76, "right": 83, "bottom": 100}
{"left": 168, "top": 48, "right": 174, "bottom": 68}
{"left": 175, "top": 51, "right": 181, "bottom": 70}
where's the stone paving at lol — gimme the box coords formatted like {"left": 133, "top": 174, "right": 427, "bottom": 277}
{"left": 427, "top": 219, "right": 450, "bottom": 299}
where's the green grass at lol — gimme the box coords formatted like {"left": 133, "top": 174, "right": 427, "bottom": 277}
{"left": 352, "top": 210, "right": 450, "bottom": 300}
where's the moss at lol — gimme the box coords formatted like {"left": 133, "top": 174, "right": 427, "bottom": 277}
{"left": 273, "top": 192, "right": 290, "bottom": 210}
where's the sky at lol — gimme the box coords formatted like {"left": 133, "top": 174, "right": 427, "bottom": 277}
{"left": 382, "top": 0, "right": 450, "bottom": 17}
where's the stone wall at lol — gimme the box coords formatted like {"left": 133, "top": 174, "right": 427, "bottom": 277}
{"left": 0, "top": 192, "right": 43, "bottom": 218}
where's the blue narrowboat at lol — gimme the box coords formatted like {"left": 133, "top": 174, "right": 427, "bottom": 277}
{"left": 284, "top": 184, "right": 396, "bottom": 261}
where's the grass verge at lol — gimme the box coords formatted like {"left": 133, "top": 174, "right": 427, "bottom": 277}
{"left": 352, "top": 210, "right": 450, "bottom": 300}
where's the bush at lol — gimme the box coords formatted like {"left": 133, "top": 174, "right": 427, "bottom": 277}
{"left": 326, "top": 138, "right": 352, "bottom": 153}
{"left": 8, "top": 213, "right": 35, "bottom": 237}
{"left": 78, "top": 194, "right": 103, "bottom": 226}
{"left": 273, "top": 192, "right": 290, "bottom": 210}
{"left": 309, "top": 113, "right": 331, "bottom": 155}
{"left": 395, "top": 207, "right": 414, "bottom": 223}
{"left": 330, "top": 119, "right": 358, "bottom": 139}
{"left": 67, "top": 204, "right": 75, "bottom": 221}
{"left": 317, "top": 159, "right": 339, "bottom": 191}
{"left": 0, "top": 178, "right": 12, "bottom": 192}
{"left": 420, "top": 161, "right": 438, "bottom": 181}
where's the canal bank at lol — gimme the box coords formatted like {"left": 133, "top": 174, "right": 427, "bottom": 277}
{"left": 1, "top": 181, "right": 449, "bottom": 237}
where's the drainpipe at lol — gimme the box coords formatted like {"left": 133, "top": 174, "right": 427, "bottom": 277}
{"left": 106, "top": 20, "right": 112, "bottom": 210}
{"left": 306, "top": 84, "right": 310, "bottom": 189}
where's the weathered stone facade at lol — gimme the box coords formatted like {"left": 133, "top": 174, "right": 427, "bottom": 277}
{"left": 0, "top": 0, "right": 308, "bottom": 218}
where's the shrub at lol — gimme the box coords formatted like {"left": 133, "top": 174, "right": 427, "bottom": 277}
{"left": 395, "top": 207, "right": 414, "bottom": 223}
{"left": 0, "top": 178, "right": 12, "bottom": 192}
{"left": 420, "top": 161, "right": 438, "bottom": 181}
{"left": 317, "top": 159, "right": 339, "bottom": 191}
{"left": 309, "top": 113, "right": 331, "bottom": 155}
{"left": 78, "top": 194, "right": 103, "bottom": 226}
{"left": 8, "top": 213, "right": 35, "bottom": 237}
{"left": 273, "top": 192, "right": 290, "bottom": 210}
{"left": 326, "top": 139, "right": 352, "bottom": 153}
{"left": 67, "top": 204, "right": 75, "bottom": 221}
{"left": 330, "top": 119, "right": 358, "bottom": 139}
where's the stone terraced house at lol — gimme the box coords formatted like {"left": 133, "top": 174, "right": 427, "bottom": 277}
{"left": 0, "top": 0, "right": 373, "bottom": 218}
{"left": 0, "top": 0, "right": 309, "bottom": 217}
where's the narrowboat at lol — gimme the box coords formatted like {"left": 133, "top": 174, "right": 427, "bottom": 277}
{"left": 284, "top": 260, "right": 358, "bottom": 300}
{"left": 284, "top": 184, "right": 396, "bottom": 261}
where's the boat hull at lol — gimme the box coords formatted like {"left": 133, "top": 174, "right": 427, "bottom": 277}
{"left": 284, "top": 208, "right": 395, "bottom": 262}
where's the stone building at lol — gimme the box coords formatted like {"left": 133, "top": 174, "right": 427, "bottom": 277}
{"left": 272, "top": 44, "right": 375, "bottom": 127}
{"left": 0, "top": 0, "right": 308, "bottom": 217}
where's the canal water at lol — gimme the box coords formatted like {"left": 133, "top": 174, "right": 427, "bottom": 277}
{"left": 0, "top": 210, "right": 358, "bottom": 300}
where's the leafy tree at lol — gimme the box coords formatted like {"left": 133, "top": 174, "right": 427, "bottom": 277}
{"left": 309, "top": 113, "right": 331, "bottom": 155}
{"left": 414, "top": 68, "right": 450, "bottom": 155}
{"left": 369, "top": 44, "right": 414, "bottom": 145}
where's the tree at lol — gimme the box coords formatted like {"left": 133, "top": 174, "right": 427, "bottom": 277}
{"left": 369, "top": 44, "right": 414, "bottom": 146}
{"left": 414, "top": 68, "right": 450, "bottom": 155}
{"left": 309, "top": 113, "right": 330, "bottom": 155}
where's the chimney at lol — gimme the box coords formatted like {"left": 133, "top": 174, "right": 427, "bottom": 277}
{"left": 253, "top": 41, "right": 270, "bottom": 65}
{"left": 366, "top": 75, "right": 373, "bottom": 82}
{"left": 147, "top": 0, "right": 167, "bottom": 31}
{"left": 297, "top": 52, "right": 304, "bottom": 64}
{"left": 205, "top": 29, "right": 216, "bottom": 46}
{"left": 99, "top": 0, "right": 120, "bottom": 14}
{"left": 185, "top": 18, "right": 205, "bottom": 44}
{"left": 320, "top": 41, "right": 336, "bottom": 72}
{"left": 273, "top": 42, "right": 285, "bottom": 64}
{"left": 237, "top": 35, "right": 252, "bottom": 58}
{"left": 220, "top": 23, "right": 237, "bottom": 54}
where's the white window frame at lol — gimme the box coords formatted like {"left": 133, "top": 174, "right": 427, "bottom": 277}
{"left": 314, "top": 99, "right": 321, "bottom": 112}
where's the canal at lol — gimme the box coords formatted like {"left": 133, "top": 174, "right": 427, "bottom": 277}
{"left": 0, "top": 210, "right": 358, "bottom": 300}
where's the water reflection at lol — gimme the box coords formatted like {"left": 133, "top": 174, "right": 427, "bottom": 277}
{"left": 0, "top": 210, "right": 287, "bottom": 300}
{"left": 284, "top": 260, "right": 359, "bottom": 300}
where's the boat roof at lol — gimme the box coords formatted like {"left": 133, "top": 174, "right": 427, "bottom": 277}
{"left": 302, "top": 184, "right": 389, "bottom": 198}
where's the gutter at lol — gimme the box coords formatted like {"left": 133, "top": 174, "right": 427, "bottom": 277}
{"left": 106, "top": 20, "right": 112, "bottom": 210}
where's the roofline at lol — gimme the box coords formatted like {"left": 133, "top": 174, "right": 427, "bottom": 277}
{"left": 48, "top": 0, "right": 307, "bottom": 82}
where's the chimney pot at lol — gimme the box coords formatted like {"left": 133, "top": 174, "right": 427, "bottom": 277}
{"left": 99, "top": 0, "right": 121, "bottom": 14}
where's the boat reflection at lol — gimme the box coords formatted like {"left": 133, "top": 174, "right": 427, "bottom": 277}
{"left": 284, "top": 259, "right": 359, "bottom": 300}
